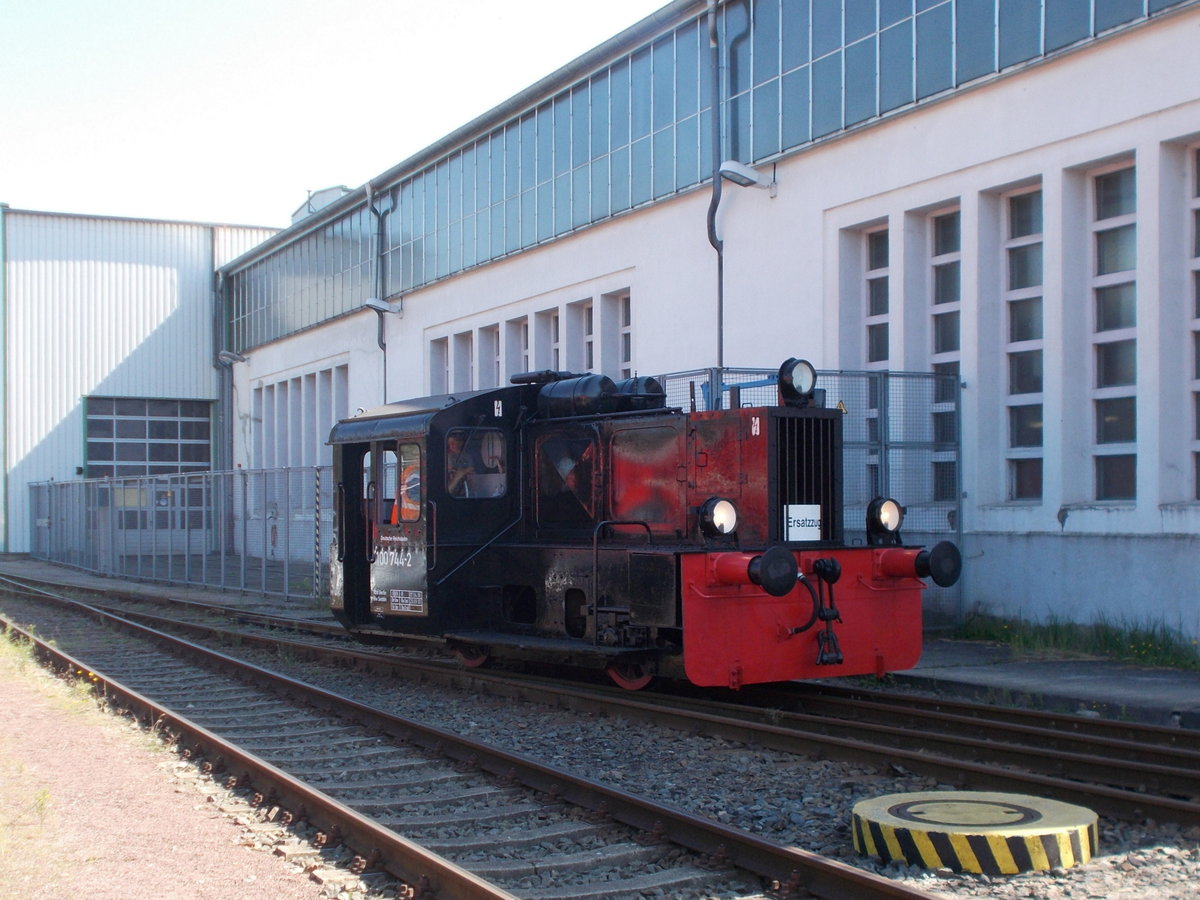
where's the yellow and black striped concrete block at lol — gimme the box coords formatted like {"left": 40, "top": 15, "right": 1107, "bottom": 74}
{"left": 852, "top": 791, "right": 1098, "bottom": 875}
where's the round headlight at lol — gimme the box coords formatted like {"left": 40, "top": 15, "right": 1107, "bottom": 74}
{"left": 867, "top": 497, "right": 904, "bottom": 536}
{"left": 700, "top": 497, "right": 738, "bottom": 536}
{"left": 778, "top": 357, "right": 817, "bottom": 403}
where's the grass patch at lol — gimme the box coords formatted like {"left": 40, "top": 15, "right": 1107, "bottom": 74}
{"left": 953, "top": 612, "right": 1200, "bottom": 669}
{"left": 1, "top": 623, "right": 38, "bottom": 672}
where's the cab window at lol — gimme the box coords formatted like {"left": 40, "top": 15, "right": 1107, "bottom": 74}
{"left": 379, "top": 445, "right": 397, "bottom": 523}
{"left": 394, "top": 443, "right": 422, "bottom": 522}
{"left": 536, "top": 432, "right": 596, "bottom": 527}
{"left": 446, "top": 429, "right": 506, "bottom": 498}
{"left": 361, "top": 448, "right": 375, "bottom": 521}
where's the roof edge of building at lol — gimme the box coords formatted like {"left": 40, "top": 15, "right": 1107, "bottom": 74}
{"left": 217, "top": 0, "right": 702, "bottom": 275}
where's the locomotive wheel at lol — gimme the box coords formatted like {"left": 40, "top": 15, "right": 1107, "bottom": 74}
{"left": 454, "top": 645, "right": 490, "bottom": 668}
{"left": 606, "top": 660, "right": 653, "bottom": 691}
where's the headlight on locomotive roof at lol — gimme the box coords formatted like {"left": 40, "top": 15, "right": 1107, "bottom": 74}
{"left": 866, "top": 497, "right": 904, "bottom": 543}
{"left": 700, "top": 497, "right": 739, "bottom": 536}
{"left": 778, "top": 357, "right": 817, "bottom": 405}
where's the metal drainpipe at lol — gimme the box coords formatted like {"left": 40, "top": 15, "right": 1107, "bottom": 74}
{"left": 0, "top": 202, "right": 9, "bottom": 551}
{"left": 366, "top": 184, "right": 394, "bottom": 401}
{"left": 213, "top": 265, "right": 234, "bottom": 474}
{"left": 704, "top": 0, "right": 725, "bottom": 386}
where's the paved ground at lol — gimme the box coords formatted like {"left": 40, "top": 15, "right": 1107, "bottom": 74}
{"left": 0, "top": 638, "right": 335, "bottom": 900}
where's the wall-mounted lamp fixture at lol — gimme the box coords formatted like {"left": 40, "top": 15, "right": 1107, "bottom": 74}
{"left": 363, "top": 298, "right": 400, "bottom": 352}
{"left": 363, "top": 298, "right": 402, "bottom": 402}
{"left": 719, "top": 160, "right": 777, "bottom": 197}
{"left": 217, "top": 350, "right": 248, "bottom": 366}
{"left": 363, "top": 298, "right": 395, "bottom": 315}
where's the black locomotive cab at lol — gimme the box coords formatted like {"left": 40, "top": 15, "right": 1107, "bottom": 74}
{"left": 328, "top": 385, "right": 531, "bottom": 638}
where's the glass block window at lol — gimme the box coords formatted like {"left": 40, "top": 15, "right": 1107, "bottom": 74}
{"left": 431, "top": 338, "right": 449, "bottom": 394}
{"left": 929, "top": 208, "right": 961, "bottom": 505}
{"left": 505, "top": 316, "right": 531, "bottom": 377}
{"left": 551, "top": 311, "right": 562, "bottom": 371}
{"left": 480, "top": 325, "right": 501, "bottom": 388}
{"left": 1004, "top": 188, "right": 1044, "bottom": 500}
{"left": 454, "top": 331, "right": 475, "bottom": 391}
{"left": 583, "top": 302, "right": 595, "bottom": 371}
{"left": 1091, "top": 165, "right": 1137, "bottom": 500}
{"left": 521, "top": 318, "right": 532, "bottom": 372}
{"left": 86, "top": 398, "right": 212, "bottom": 479}
{"left": 930, "top": 208, "right": 961, "bottom": 325}
{"left": 865, "top": 227, "right": 890, "bottom": 365}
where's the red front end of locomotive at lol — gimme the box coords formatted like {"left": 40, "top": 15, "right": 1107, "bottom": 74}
{"left": 669, "top": 361, "right": 959, "bottom": 689}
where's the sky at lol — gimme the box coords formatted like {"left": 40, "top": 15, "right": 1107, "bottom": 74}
{"left": 1, "top": 0, "right": 670, "bottom": 228}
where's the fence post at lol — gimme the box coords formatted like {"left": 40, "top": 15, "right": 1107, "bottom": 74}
{"left": 108, "top": 480, "right": 116, "bottom": 574}
{"left": 283, "top": 468, "right": 292, "bottom": 601}
{"left": 878, "top": 372, "right": 891, "bottom": 500}
{"left": 47, "top": 485, "right": 55, "bottom": 561}
{"left": 118, "top": 481, "right": 128, "bottom": 576}
{"left": 218, "top": 471, "right": 229, "bottom": 590}
{"left": 708, "top": 367, "right": 723, "bottom": 411}
{"left": 240, "top": 469, "right": 248, "bottom": 591}
{"left": 313, "top": 465, "right": 321, "bottom": 602}
{"left": 261, "top": 472, "right": 269, "bottom": 594}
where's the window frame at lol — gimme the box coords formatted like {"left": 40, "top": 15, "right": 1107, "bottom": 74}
{"left": 84, "top": 397, "right": 213, "bottom": 480}
{"left": 864, "top": 226, "right": 890, "bottom": 367}
{"left": 929, "top": 207, "right": 961, "bottom": 505}
{"left": 1002, "top": 186, "right": 1045, "bottom": 501}
{"left": 1089, "top": 161, "right": 1138, "bottom": 502}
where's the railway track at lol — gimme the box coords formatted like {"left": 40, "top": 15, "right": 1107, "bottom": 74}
{"left": 0, "top": 578, "right": 939, "bottom": 900}
{"left": 8, "top": 574, "right": 1193, "bottom": 830}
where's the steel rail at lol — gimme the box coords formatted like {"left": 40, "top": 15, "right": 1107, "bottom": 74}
{"left": 0, "top": 614, "right": 518, "bottom": 900}
{"left": 9, "top": 571, "right": 1193, "bottom": 756}
{"left": 0, "top": 583, "right": 941, "bottom": 900}
{"left": 782, "top": 683, "right": 1200, "bottom": 753}
{"left": 9, "top": 573, "right": 1199, "bottom": 827}
{"left": 772, "top": 690, "right": 1200, "bottom": 762}
{"left": 52, "top": 594, "right": 1200, "bottom": 826}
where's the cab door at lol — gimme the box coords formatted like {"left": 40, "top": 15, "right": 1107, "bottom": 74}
{"left": 330, "top": 441, "right": 370, "bottom": 626}
{"left": 368, "top": 441, "right": 432, "bottom": 624}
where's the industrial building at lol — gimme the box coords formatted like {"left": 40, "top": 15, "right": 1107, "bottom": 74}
{"left": 6, "top": 0, "right": 1200, "bottom": 635}
{"left": 0, "top": 208, "right": 276, "bottom": 557}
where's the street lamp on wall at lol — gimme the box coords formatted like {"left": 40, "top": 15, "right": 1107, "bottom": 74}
{"left": 706, "top": 159, "right": 779, "bottom": 384}
{"left": 216, "top": 350, "right": 248, "bottom": 366}
{"left": 363, "top": 298, "right": 401, "bottom": 402}
{"left": 363, "top": 297, "right": 399, "bottom": 351}
{"left": 719, "top": 160, "right": 778, "bottom": 197}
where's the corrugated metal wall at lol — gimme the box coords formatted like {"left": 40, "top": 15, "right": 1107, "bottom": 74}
{"left": 2, "top": 210, "right": 276, "bottom": 551}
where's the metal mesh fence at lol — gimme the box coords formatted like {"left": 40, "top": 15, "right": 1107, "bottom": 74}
{"left": 29, "top": 468, "right": 333, "bottom": 605}
{"left": 28, "top": 369, "right": 961, "bottom": 623}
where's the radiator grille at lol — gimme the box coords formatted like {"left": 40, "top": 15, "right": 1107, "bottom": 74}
{"left": 773, "top": 411, "right": 842, "bottom": 543}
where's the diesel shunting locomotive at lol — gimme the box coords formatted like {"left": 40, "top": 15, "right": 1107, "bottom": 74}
{"left": 328, "top": 358, "right": 960, "bottom": 690}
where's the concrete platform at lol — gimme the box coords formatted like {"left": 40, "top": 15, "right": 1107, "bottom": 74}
{"left": 899, "top": 639, "right": 1200, "bottom": 730}
{"left": 2, "top": 554, "right": 1198, "bottom": 729}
